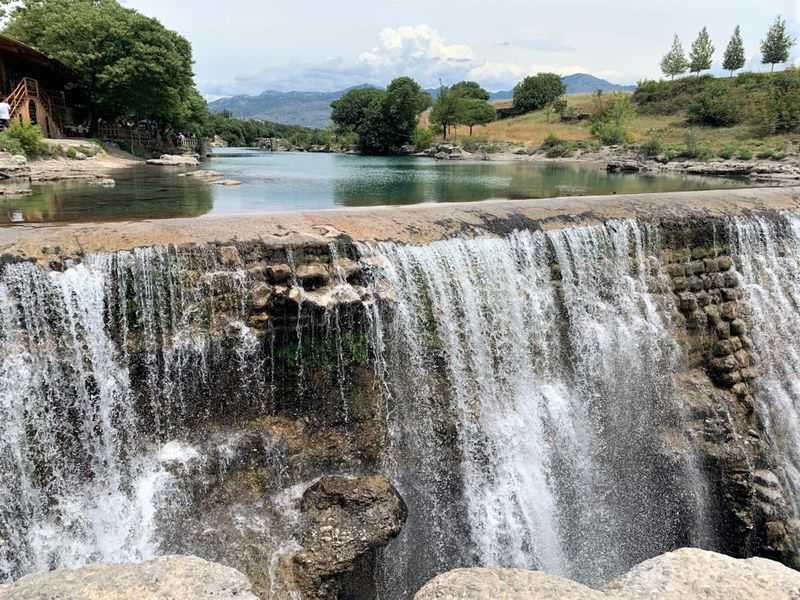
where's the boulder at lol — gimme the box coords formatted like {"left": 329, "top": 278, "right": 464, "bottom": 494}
{"left": 291, "top": 475, "right": 407, "bottom": 600}
{"left": 146, "top": 154, "right": 200, "bottom": 166}
{"left": 605, "top": 548, "right": 800, "bottom": 599}
{"left": 0, "top": 152, "right": 30, "bottom": 180}
{"left": 415, "top": 549, "right": 800, "bottom": 600}
{"left": 415, "top": 568, "right": 604, "bottom": 600}
{"left": 607, "top": 159, "right": 646, "bottom": 173}
{"left": 0, "top": 555, "right": 258, "bottom": 600}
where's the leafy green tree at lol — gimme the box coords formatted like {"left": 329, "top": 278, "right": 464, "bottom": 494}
{"left": 429, "top": 85, "right": 463, "bottom": 139}
{"left": 761, "top": 16, "right": 795, "bottom": 72}
{"left": 450, "top": 81, "right": 491, "bottom": 101}
{"left": 512, "top": 73, "right": 565, "bottom": 114}
{"left": 661, "top": 35, "right": 689, "bottom": 79}
{"left": 330, "top": 77, "right": 430, "bottom": 153}
{"left": 689, "top": 27, "right": 715, "bottom": 74}
{"left": 460, "top": 97, "right": 495, "bottom": 135}
{"left": 330, "top": 87, "right": 384, "bottom": 133}
{"left": 2, "top": 0, "right": 202, "bottom": 129}
{"left": 723, "top": 26, "right": 746, "bottom": 76}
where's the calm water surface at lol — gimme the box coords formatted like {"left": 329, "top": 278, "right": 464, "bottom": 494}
{"left": 0, "top": 149, "right": 753, "bottom": 225}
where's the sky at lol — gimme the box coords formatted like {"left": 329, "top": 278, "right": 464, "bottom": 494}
{"left": 121, "top": 0, "right": 800, "bottom": 99}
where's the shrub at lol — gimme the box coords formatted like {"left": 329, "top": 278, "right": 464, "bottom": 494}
{"left": 682, "top": 128, "right": 699, "bottom": 158}
{"left": 539, "top": 134, "right": 574, "bottom": 158}
{"left": 0, "top": 131, "right": 24, "bottom": 156}
{"left": 749, "top": 69, "right": 800, "bottom": 137}
{"left": 591, "top": 94, "right": 635, "bottom": 145}
{"left": 718, "top": 146, "right": 737, "bottom": 159}
{"left": 687, "top": 82, "right": 741, "bottom": 126}
{"left": 5, "top": 123, "right": 46, "bottom": 157}
{"left": 632, "top": 75, "right": 715, "bottom": 115}
{"left": 512, "top": 73, "right": 566, "bottom": 114}
{"left": 411, "top": 127, "right": 435, "bottom": 151}
{"left": 639, "top": 130, "right": 664, "bottom": 157}
{"left": 65, "top": 147, "right": 78, "bottom": 159}
{"left": 756, "top": 149, "right": 775, "bottom": 160}
{"left": 738, "top": 148, "right": 753, "bottom": 160}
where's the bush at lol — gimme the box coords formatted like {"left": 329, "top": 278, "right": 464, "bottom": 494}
{"left": 513, "top": 73, "right": 566, "bottom": 114}
{"left": 539, "top": 134, "right": 574, "bottom": 158}
{"left": 0, "top": 131, "right": 24, "bottom": 156}
{"left": 0, "top": 123, "right": 45, "bottom": 157}
{"left": 591, "top": 94, "right": 635, "bottom": 145}
{"left": 632, "top": 75, "right": 715, "bottom": 115}
{"left": 749, "top": 69, "right": 800, "bottom": 137}
{"left": 687, "top": 82, "right": 741, "bottom": 126}
{"left": 738, "top": 148, "right": 753, "bottom": 160}
{"left": 411, "top": 127, "right": 435, "bottom": 151}
{"left": 639, "top": 130, "right": 664, "bottom": 157}
{"left": 718, "top": 146, "right": 737, "bottom": 159}
{"left": 682, "top": 128, "right": 699, "bottom": 158}
{"left": 65, "top": 147, "right": 77, "bottom": 159}
{"left": 756, "top": 149, "right": 775, "bottom": 160}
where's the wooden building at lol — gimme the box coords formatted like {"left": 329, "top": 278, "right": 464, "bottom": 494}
{"left": 0, "top": 35, "right": 76, "bottom": 138}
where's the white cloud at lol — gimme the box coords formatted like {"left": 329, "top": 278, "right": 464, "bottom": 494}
{"left": 357, "top": 25, "right": 475, "bottom": 81}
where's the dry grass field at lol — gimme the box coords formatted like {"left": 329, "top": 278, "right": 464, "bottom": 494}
{"left": 425, "top": 93, "right": 797, "bottom": 157}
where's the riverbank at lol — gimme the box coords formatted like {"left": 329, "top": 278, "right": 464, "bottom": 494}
{"left": 30, "top": 139, "right": 142, "bottom": 182}
{"left": 422, "top": 142, "right": 800, "bottom": 184}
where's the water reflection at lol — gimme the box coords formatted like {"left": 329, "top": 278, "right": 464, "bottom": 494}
{"left": 0, "top": 168, "right": 213, "bottom": 224}
{"left": 0, "top": 152, "right": 753, "bottom": 225}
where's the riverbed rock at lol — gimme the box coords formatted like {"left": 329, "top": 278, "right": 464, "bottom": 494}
{"left": 291, "top": 475, "right": 408, "bottom": 600}
{"left": 415, "top": 568, "right": 605, "bottom": 600}
{"left": 0, "top": 152, "right": 30, "bottom": 180}
{"left": 0, "top": 555, "right": 258, "bottom": 600}
{"left": 415, "top": 549, "right": 800, "bottom": 599}
{"left": 147, "top": 154, "right": 200, "bottom": 166}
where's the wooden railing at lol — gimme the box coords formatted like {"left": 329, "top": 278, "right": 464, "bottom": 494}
{"left": 6, "top": 77, "right": 64, "bottom": 137}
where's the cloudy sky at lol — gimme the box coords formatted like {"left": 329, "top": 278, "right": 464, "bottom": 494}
{"left": 122, "top": 0, "right": 798, "bottom": 98}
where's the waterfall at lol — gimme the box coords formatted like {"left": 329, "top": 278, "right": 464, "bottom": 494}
{"left": 728, "top": 214, "right": 800, "bottom": 515}
{"left": 369, "top": 221, "right": 707, "bottom": 594}
{"left": 0, "top": 261, "right": 174, "bottom": 578}
{"left": 0, "top": 246, "right": 265, "bottom": 582}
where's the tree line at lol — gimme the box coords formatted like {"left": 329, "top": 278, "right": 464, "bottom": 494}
{"left": 661, "top": 16, "right": 795, "bottom": 79}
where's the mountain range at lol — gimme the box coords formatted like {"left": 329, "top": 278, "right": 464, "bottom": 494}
{"left": 208, "top": 73, "right": 636, "bottom": 129}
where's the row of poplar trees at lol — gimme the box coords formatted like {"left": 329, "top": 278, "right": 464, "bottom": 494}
{"left": 661, "top": 16, "right": 795, "bottom": 79}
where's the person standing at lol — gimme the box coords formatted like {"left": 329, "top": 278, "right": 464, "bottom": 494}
{"left": 0, "top": 97, "right": 11, "bottom": 130}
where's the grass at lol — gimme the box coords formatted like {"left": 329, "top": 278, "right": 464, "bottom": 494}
{"left": 428, "top": 92, "right": 798, "bottom": 158}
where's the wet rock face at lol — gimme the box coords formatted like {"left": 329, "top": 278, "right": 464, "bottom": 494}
{"left": 291, "top": 476, "right": 408, "bottom": 600}
{"left": 0, "top": 556, "right": 258, "bottom": 600}
{"left": 662, "top": 239, "right": 800, "bottom": 567}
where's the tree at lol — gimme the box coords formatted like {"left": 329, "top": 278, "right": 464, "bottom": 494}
{"left": 2, "top": 0, "right": 202, "bottom": 130}
{"left": 723, "top": 26, "right": 746, "bottom": 76}
{"left": 460, "top": 98, "right": 495, "bottom": 135}
{"left": 761, "top": 16, "right": 795, "bottom": 72}
{"left": 512, "top": 73, "right": 566, "bottom": 114}
{"left": 450, "top": 81, "right": 491, "bottom": 101}
{"left": 661, "top": 35, "right": 689, "bottom": 79}
{"left": 330, "top": 87, "right": 385, "bottom": 133}
{"left": 330, "top": 77, "right": 430, "bottom": 153}
{"left": 689, "top": 27, "right": 715, "bottom": 74}
{"left": 429, "top": 85, "right": 462, "bottom": 139}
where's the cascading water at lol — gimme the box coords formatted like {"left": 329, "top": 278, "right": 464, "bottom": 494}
{"left": 3, "top": 215, "right": 792, "bottom": 597}
{"left": 728, "top": 214, "right": 800, "bottom": 516}
{"left": 0, "top": 261, "right": 173, "bottom": 578}
{"left": 0, "top": 246, "right": 268, "bottom": 582}
{"left": 369, "top": 221, "right": 709, "bottom": 596}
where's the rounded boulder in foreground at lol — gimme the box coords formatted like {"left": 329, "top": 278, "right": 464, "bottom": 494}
{"left": 0, "top": 555, "right": 259, "bottom": 600}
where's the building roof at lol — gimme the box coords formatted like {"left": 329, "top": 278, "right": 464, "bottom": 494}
{"left": 0, "top": 34, "right": 77, "bottom": 79}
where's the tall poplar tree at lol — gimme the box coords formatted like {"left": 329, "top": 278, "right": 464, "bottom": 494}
{"left": 723, "top": 26, "right": 746, "bottom": 76}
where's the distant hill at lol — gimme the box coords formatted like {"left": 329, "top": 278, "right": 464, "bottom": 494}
{"left": 209, "top": 74, "right": 635, "bottom": 128}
